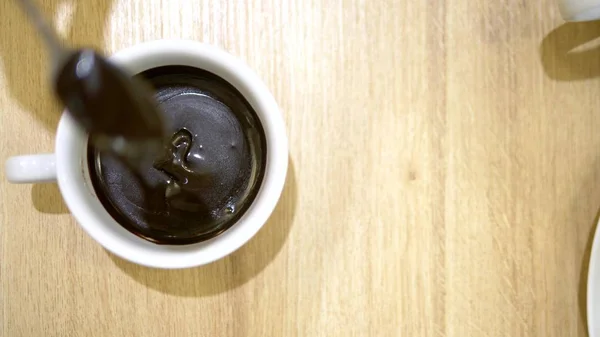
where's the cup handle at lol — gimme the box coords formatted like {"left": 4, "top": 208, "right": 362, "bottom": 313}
{"left": 559, "top": 0, "right": 600, "bottom": 21}
{"left": 5, "top": 154, "right": 57, "bottom": 184}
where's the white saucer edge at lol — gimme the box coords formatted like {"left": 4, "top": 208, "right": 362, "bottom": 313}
{"left": 588, "top": 216, "right": 600, "bottom": 336}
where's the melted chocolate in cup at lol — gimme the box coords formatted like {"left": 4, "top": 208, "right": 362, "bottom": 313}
{"left": 87, "top": 66, "right": 267, "bottom": 245}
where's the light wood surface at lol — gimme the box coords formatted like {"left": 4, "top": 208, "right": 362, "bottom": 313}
{"left": 1, "top": 0, "right": 599, "bottom": 336}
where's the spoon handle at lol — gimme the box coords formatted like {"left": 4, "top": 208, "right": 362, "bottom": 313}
{"left": 15, "top": 0, "right": 70, "bottom": 68}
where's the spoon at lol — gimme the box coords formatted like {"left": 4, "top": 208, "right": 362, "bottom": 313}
{"left": 15, "top": 0, "right": 167, "bottom": 168}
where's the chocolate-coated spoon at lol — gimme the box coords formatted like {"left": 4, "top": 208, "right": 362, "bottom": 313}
{"left": 15, "top": 0, "right": 167, "bottom": 167}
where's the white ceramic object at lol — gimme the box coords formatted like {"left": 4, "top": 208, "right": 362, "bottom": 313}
{"left": 558, "top": 0, "right": 600, "bottom": 21}
{"left": 4, "top": 40, "right": 288, "bottom": 269}
{"left": 588, "top": 218, "right": 600, "bottom": 336}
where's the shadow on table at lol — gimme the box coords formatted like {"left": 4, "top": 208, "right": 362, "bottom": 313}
{"left": 109, "top": 158, "right": 298, "bottom": 297}
{"left": 31, "top": 183, "right": 69, "bottom": 214}
{"left": 540, "top": 21, "right": 600, "bottom": 81}
{"left": 0, "top": 0, "right": 114, "bottom": 132}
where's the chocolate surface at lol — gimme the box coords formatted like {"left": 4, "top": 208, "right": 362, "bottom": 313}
{"left": 87, "top": 66, "right": 267, "bottom": 245}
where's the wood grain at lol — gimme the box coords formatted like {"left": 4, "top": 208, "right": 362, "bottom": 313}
{"left": 0, "top": 0, "right": 598, "bottom": 336}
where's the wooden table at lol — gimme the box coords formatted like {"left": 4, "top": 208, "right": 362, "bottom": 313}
{"left": 1, "top": 0, "right": 598, "bottom": 336}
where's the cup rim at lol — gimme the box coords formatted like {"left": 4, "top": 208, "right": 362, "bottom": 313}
{"left": 55, "top": 40, "right": 288, "bottom": 269}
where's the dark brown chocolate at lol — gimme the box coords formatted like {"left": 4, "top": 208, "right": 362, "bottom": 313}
{"left": 87, "top": 66, "right": 267, "bottom": 245}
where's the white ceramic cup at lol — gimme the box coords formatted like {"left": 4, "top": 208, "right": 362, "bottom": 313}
{"left": 558, "top": 0, "right": 600, "bottom": 21}
{"left": 4, "top": 40, "right": 288, "bottom": 269}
